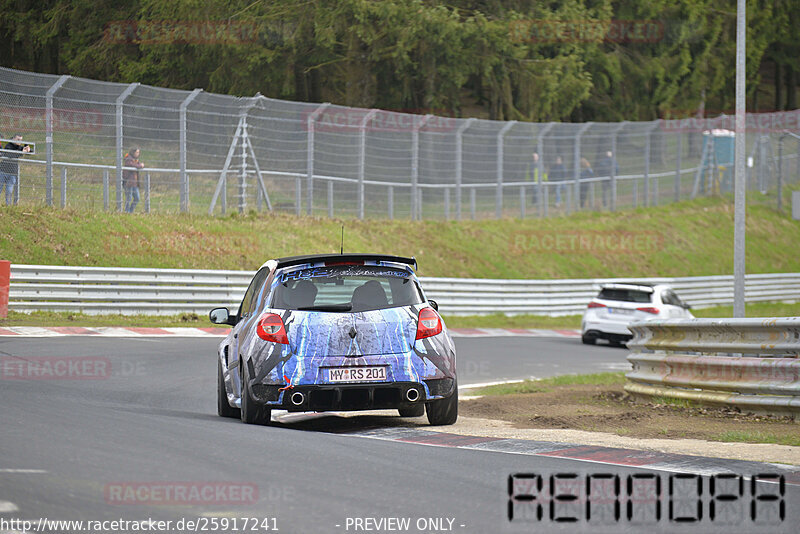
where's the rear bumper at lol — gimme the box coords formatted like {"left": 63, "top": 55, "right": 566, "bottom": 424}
{"left": 253, "top": 378, "right": 455, "bottom": 412}
{"left": 582, "top": 318, "right": 632, "bottom": 337}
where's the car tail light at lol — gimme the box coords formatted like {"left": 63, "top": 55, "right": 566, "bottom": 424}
{"left": 416, "top": 308, "right": 442, "bottom": 340}
{"left": 587, "top": 301, "right": 606, "bottom": 309}
{"left": 256, "top": 313, "right": 289, "bottom": 344}
{"left": 636, "top": 307, "right": 660, "bottom": 315}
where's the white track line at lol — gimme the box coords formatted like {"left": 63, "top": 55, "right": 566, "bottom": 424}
{"left": 0, "top": 501, "right": 19, "bottom": 513}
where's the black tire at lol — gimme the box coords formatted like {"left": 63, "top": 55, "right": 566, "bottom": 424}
{"left": 217, "top": 359, "right": 240, "bottom": 419}
{"left": 581, "top": 333, "right": 597, "bottom": 345}
{"left": 398, "top": 405, "right": 425, "bottom": 417}
{"left": 426, "top": 386, "right": 458, "bottom": 426}
{"left": 240, "top": 359, "right": 271, "bottom": 425}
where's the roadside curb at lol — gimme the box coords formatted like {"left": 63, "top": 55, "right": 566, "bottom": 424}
{"left": 337, "top": 427, "right": 800, "bottom": 485}
{"left": 0, "top": 326, "right": 581, "bottom": 338}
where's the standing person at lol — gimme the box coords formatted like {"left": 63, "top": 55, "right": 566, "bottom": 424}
{"left": 0, "top": 134, "right": 32, "bottom": 206}
{"left": 595, "top": 150, "right": 619, "bottom": 209}
{"left": 548, "top": 156, "right": 567, "bottom": 208}
{"left": 579, "top": 157, "right": 594, "bottom": 209}
{"left": 123, "top": 147, "right": 144, "bottom": 213}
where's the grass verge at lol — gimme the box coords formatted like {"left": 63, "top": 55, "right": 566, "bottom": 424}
{"left": 461, "top": 373, "right": 799, "bottom": 447}
{"left": 2, "top": 300, "right": 794, "bottom": 328}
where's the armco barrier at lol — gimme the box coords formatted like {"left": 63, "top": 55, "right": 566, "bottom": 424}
{"left": 625, "top": 318, "right": 800, "bottom": 415}
{"left": 6, "top": 264, "right": 800, "bottom": 316}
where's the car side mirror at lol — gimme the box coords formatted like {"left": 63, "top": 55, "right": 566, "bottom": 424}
{"left": 209, "top": 307, "right": 235, "bottom": 326}
{"left": 428, "top": 299, "right": 439, "bottom": 311}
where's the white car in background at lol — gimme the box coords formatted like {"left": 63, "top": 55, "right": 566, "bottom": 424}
{"left": 581, "top": 283, "right": 694, "bottom": 346}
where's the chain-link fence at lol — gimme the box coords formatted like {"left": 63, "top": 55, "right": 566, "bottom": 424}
{"left": 1, "top": 66, "right": 799, "bottom": 218}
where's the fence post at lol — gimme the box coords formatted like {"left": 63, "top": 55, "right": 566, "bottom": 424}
{"left": 45, "top": 75, "right": 69, "bottom": 208}
{"left": 306, "top": 102, "right": 330, "bottom": 215}
{"left": 455, "top": 118, "right": 475, "bottom": 220}
{"left": 574, "top": 122, "right": 592, "bottom": 211}
{"left": 496, "top": 121, "right": 516, "bottom": 219}
{"left": 103, "top": 169, "right": 109, "bottom": 211}
{"left": 411, "top": 114, "right": 433, "bottom": 220}
{"left": 444, "top": 187, "right": 450, "bottom": 220}
{"left": 388, "top": 185, "right": 394, "bottom": 220}
{"left": 145, "top": 172, "right": 151, "bottom": 213}
{"left": 470, "top": 188, "right": 476, "bottom": 219}
{"left": 358, "top": 109, "right": 378, "bottom": 220}
{"left": 327, "top": 180, "right": 333, "bottom": 218}
{"left": 115, "top": 82, "right": 139, "bottom": 212}
{"left": 60, "top": 167, "right": 66, "bottom": 209}
{"left": 674, "top": 129, "right": 682, "bottom": 202}
{"left": 645, "top": 121, "right": 660, "bottom": 206}
{"left": 610, "top": 122, "right": 626, "bottom": 212}
{"left": 179, "top": 88, "right": 202, "bottom": 213}
{"left": 519, "top": 186, "right": 525, "bottom": 219}
{"left": 537, "top": 123, "right": 555, "bottom": 218}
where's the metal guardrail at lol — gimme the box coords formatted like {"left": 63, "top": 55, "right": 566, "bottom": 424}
{"left": 6, "top": 265, "right": 800, "bottom": 316}
{"left": 625, "top": 318, "right": 800, "bottom": 414}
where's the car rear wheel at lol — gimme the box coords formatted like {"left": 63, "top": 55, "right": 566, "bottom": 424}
{"left": 581, "top": 333, "right": 596, "bottom": 345}
{"left": 426, "top": 384, "right": 458, "bottom": 426}
{"left": 217, "top": 359, "right": 240, "bottom": 419}
{"left": 398, "top": 405, "right": 425, "bottom": 417}
{"left": 240, "top": 359, "right": 271, "bottom": 425}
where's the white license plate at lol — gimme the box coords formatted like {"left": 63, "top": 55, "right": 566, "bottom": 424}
{"left": 608, "top": 307, "right": 634, "bottom": 315}
{"left": 327, "top": 366, "right": 387, "bottom": 383}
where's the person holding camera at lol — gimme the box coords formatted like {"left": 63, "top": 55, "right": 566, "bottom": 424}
{"left": 0, "top": 134, "right": 32, "bottom": 206}
{"left": 123, "top": 147, "right": 144, "bottom": 213}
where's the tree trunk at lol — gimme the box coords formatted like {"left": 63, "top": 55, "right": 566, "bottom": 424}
{"left": 786, "top": 64, "right": 797, "bottom": 110}
{"left": 775, "top": 59, "right": 783, "bottom": 110}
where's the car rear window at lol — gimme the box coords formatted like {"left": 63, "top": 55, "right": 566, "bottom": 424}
{"left": 598, "top": 287, "right": 653, "bottom": 303}
{"left": 271, "top": 265, "right": 424, "bottom": 312}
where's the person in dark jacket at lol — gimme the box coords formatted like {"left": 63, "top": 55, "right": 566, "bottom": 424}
{"left": 595, "top": 150, "right": 620, "bottom": 208}
{"left": 123, "top": 147, "right": 144, "bottom": 213}
{"left": 548, "top": 156, "right": 568, "bottom": 207}
{"left": 579, "top": 157, "right": 594, "bottom": 208}
{"left": 0, "top": 134, "right": 31, "bottom": 205}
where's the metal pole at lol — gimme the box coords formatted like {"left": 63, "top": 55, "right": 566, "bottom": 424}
{"left": 327, "top": 180, "right": 333, "bottom": 218}
{"left": 674, "top": 129, "right": 682, "bottom": 202}
{"left": 60, "top": 167, "right": 66, "bottom": 209}
{"left": 444, "top": 188, "right": 450, "bottom": 220}
{"left": 103, "top": 169, "right": 109, "bottom": 211}
{"left": 240, "top": 117, "right": 247, "bottom": 214}
{"left": 115, "top": 82, "right": 139, "bottom": 213}
{"left": 306, "top": 102, "right": 330, "bottom": 215}
{"left": 358, "top": 109, "right": 378, "bottom": 220}
{"left": 519, "top": 186, "right": 525, "bottom": 219}
{"left": 411, "top": 114, "right": 433, "bottom": 220}
{"left": 45, "top": 75, "right": 69, "bottom": 208}
{"left": 733, "top": 0, "right": 746, "bottom": 318}
{"left": 644, "top": 122, "right": 659, "bottom": 207}
{"left": 778, "top": 135, "right": 784, "bottom": 212}
{"left": 470, "top": 188, "right": 476, "bottom": 220}
{"left": 455, "top": 118, "right": 476, "bottom": 220}
{"left": 610, "top": 122, "right": 626, "bottom": 211}
{"left": 574, "top": 123, "right": 592, "bottom": 211}
{"left": 145, "top": 172, "right": 151, "bottom": 213}
{"left": 496, "top": 121, "right": 517, "bottom": 219}
{"left": 388, "top": 185, "right": 393, "bottom": 220}
{"left": 179, "top": 88, "right": 202, "bottom": 213}
{"left": 537, "top": 123, "right": 555, "bottom": 218}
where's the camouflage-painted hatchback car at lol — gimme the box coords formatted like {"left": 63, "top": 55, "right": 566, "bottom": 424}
{"left": 210, "top": 254, "right": 457, "bottom": 426}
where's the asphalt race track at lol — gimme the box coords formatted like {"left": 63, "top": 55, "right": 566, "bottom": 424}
{"left": 0, "top": 335, "right": 797, "bottom": 534}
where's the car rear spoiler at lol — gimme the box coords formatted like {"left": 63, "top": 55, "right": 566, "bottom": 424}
{"left": 275, "top": 254, "right": 417, "bottom": 271}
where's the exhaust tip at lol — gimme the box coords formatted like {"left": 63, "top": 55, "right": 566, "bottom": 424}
{"left": 290, "top": 391, "right": 305, "bottom": 406}
{"left": 405, "top": 388, "right": 420, "bottom": 402}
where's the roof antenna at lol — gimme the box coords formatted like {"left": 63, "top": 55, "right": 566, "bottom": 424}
{"left": 340, "top": 225, "right": 344, "bottom": 255}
